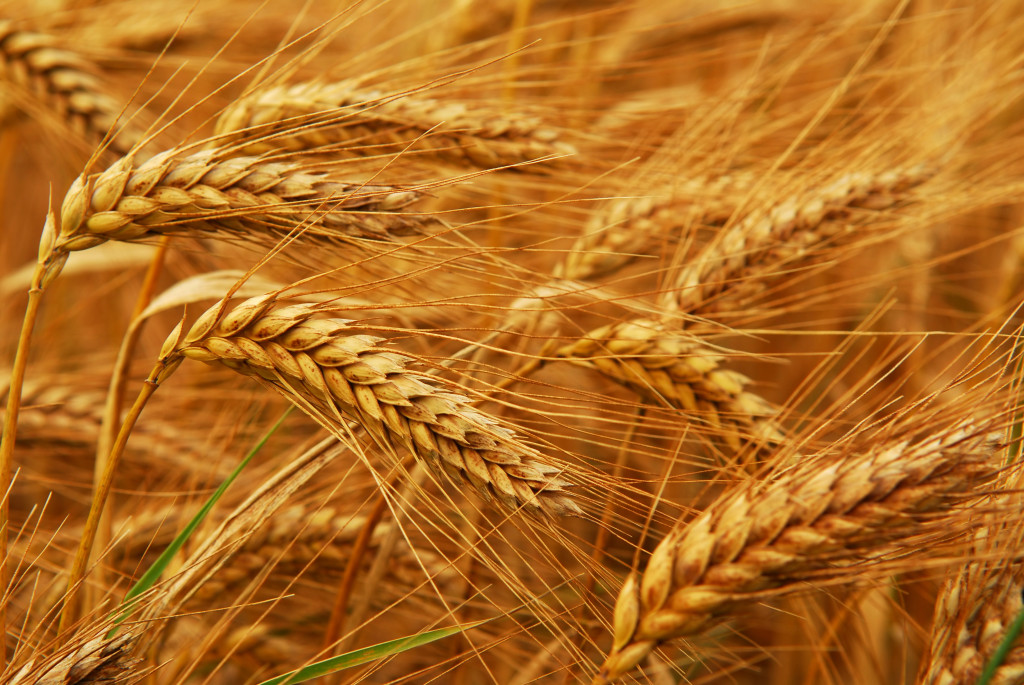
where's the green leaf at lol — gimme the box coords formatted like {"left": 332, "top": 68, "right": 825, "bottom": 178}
{"left": 109, "top": 407, "right": 293, "bottom": 635}
{"left": 258, "top": 620, "right": 489, "bottom": 685}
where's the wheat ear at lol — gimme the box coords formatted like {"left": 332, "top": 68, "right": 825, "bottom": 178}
{"left": 919, "top": 562, "right": 1024, "bottom": 685}
{"left": 34, "top": 147, "right": 437, "bottom": 286}
{"left": 0, "top": 20, "right": 140, "bottom": 157}
{"left": 555, "top": 319, "right": 785, "bottom": 452}
{"left": 214, "top": 80, "right": 576, "bottom": 168}
{"left": 190, "top": 507, "right": 455, "bottom": 605}
{"left": 668, "top": 166, "right": 931, "bottom": 313}
{"left": 156, "top": 294, "right": 580, "bottom": 517}
{"left": 597, "top": 421, "right": 1001, "bottom": 682}
{"left": 557, "top": 172, "right": 753, "bottom": 282}
{"left": 917, "top": 502, "right": 1024, "bottom": 685}
{"left": 7, "top": 628, "right": 139, "bottom": 684}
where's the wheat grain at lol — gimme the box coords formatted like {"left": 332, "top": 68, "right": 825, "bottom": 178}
{"left": 157, "top": 294, "right": 581, "bottom": 517}
{"left": 0, "top": 20, "right": 140, "bottom": 157}
{"left": 596, "top": 421, "right": 1001, "bottom": 682}
{"left": 214, "top": 79, "right": 576, "bottom": 168}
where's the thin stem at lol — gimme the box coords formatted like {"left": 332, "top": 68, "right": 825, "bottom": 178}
{"left": 322, "top": 490, "right": 391, "bottom": 651}
{"left": 90, "top": 238, "right": 170, "bottom": 604}
{"left": 60, "top": 363, "right": 163, "bottom": 635}
{"left": 0, "top": 272, "right": 44, "bottom": 665}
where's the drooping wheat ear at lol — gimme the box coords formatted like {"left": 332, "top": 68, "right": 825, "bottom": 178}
{"left": 190, "top": 507, "right": 456, "bottom": 604}
{"left": 597, "top": 422, "right": 1001, "bottom": 682}
{"left": 214, "top": 80, "right": 576, "bottom": 168}
{"left": 668, "top": 165, "right": 932, "bottom": 314}
{"left": 7, "top": 628, "right": 139, "bottom": 684}
{"left": 557, "top": 172, "right": 755, "bottom": 282}
{"left": 157, "top": 294, "right": 581, "bottom": 517}
{"left": 554, "top": 319, "right": 785, "bottom": 452}
{"left": 0, "top": 20, "right": 141, "bottom": 157}
{"left": 36, "top": 148, "right": 438, "bottom": 287}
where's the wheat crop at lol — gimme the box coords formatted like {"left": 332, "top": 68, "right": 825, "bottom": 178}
{"left": 2, "top": 2, "right": 1024, "bottom": 684}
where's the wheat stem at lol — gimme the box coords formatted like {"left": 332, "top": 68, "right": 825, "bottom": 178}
{"left": 59, "top": 370, "right": 160, "bottom": 636}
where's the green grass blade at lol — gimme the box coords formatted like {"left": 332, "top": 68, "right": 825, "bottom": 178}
{"left": 977, "top": 604, "right": 1024, "bottom": 685}
{"left": 258, "top": 620, "right": 490, "bottom": 685}
{"left": 109, "top": 407, "right": 293, "bottom": 634}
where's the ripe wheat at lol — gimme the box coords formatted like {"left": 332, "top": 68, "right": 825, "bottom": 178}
{"left": 156, "top": 294, "right": 581, "bottom": 517}
{"left": 598, "top": 421, "right": 1002, "bottom": 682}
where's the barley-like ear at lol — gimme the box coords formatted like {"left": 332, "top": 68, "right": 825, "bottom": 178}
{"left": 597, "top": 421, "right": 1002, "bottom": 682}
{"left": 0, "top": 20, "right": 141, "bottom": 157}
{"left": 555, "top": 319, "right": 786, "bottom": 454}
{"left": 669, "top": 166, "right": 932, "bottom": 314}
{"left": 51, "top": 148, "right": 437, "bottom": 253}
{"left": 189, "top": 507, "right": 457, "bottom": 605}
{"left": 160, "top": 294, "right": 581, "bottom": 517}
{"left": 557, "top": 172, "right": 754, "bottom": 282}
{"left": 214, "top": 80, "right": 576, "bottom": 169}
{"left": 918, "top": 559, "right": 1024, "bottom": 685}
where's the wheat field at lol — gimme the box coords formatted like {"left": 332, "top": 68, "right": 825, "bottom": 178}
{"left": 1, "top": 1, "right": 1024, "bottom": 683}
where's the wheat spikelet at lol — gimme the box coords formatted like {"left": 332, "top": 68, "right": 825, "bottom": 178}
{"left": 52, "top": 149, "right": 432, "bottom": 250}
{"left": 0, "top": 20, "right": 140, "bottom": 157}
{"left": 7, "top": 628, "right": 139, "bottom": 684}
{"left": 557, "top": 172, "right": 754, "bottom": 281}
{"left": 669, "top": 166, "right": 932, "bottom": 314}
{"left": 214, "top": 80, "right": 576, "bottom": 168}
{"left": 554, "top": 319, "right": 785, "bottom": 452}
{"left": 157, "top": 294, "right": 580, "bottom": 517}
{"left": 597, "top": 421, "right": 1001, "bottom": 682}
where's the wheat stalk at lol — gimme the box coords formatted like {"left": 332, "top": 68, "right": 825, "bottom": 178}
{"left": 596, "top": 421, "right": 1002, "bottom": 682}
{"left": 0, "top": 20, "right": 141, "bottom": 157}
{"left": 214, "top": 79, "right": 576, "bottom": 168}
{"left": 155, "top": 293, "right": 581, "bottom": 517}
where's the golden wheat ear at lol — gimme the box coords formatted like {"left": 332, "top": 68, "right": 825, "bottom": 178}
{"left": 153, "top": 292, "right": 582, "bottom": 517}
{"left": 667, "top": 165, "right": 933, "bottom": 315}
{"left": 6, "top": 627, "right": 140, "bottom": 684}
{"left": 214, "top": 79, "right": 577, "bottom": 169}
{"left": 554, "top": 319, "right": 786, "bottom": 455}
{"left": 597, "top": 420, "right": 1005, "bottom": 682}
{"left": 0, "top": 20, "right": 142, "bottom": 158}
{"left": 49, "top": 148, "right": 439, "bottom": 255}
